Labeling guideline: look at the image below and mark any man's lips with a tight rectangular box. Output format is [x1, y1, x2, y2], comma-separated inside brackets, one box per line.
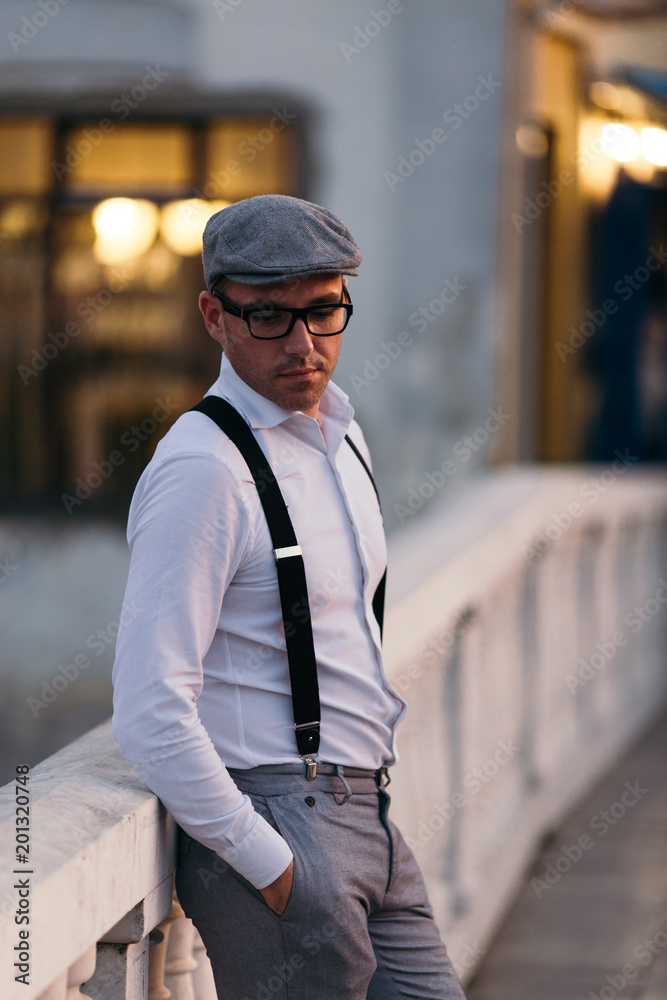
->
[277, 368, 320, 379]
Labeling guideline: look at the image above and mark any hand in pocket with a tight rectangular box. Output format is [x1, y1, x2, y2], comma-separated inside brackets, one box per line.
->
[259, 859, 294, 915]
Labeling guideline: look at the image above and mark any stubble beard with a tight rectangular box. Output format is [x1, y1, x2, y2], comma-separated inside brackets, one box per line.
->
[227, 345, 331, 413]
[269, 365, 329, 413]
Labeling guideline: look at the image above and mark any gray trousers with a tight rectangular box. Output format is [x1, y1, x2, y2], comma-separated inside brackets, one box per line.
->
[175, 763, 466, 1000]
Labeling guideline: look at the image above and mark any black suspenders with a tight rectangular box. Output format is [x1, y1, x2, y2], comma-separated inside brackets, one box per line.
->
[189, 395, 386, 780]
[344, 434, 387, 637]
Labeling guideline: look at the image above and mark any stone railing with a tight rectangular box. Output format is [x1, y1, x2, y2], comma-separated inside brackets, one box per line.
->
[0, 722, 217, 1000]
[383, 466, 667, 980]
[1, 466, 666, 996]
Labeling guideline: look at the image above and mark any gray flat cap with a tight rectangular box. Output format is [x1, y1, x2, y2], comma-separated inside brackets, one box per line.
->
[202, 194, 362, 289]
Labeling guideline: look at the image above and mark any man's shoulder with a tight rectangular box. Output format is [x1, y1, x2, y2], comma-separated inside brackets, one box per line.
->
[147, 406, 252, 481]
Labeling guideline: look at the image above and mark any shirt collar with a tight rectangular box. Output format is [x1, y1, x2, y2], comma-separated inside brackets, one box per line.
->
[208, 353, 355, 441]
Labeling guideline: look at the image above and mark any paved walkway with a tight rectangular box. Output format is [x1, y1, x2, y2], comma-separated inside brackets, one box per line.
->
[467, 713, 667, 1000]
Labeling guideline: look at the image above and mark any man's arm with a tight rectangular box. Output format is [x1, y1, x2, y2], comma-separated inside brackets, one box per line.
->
[112, 449, 293, 892]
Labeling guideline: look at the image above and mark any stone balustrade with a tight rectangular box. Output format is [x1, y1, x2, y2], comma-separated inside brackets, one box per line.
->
[383, 466, 667, 980]
[0, 718, 219, 1000]
[1, 466, 666, 997]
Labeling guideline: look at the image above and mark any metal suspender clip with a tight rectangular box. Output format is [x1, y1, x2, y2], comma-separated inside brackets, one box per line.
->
[295, 721, 319, 780]
[274, 545, 302, 561]
[302, 757, 318, 781]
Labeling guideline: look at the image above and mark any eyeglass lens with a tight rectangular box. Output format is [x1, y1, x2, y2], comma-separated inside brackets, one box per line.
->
[249, 304, 347, 339]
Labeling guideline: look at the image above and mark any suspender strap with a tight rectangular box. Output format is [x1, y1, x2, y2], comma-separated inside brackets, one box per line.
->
[190, 396, 321, 765]
[189, 397, 388, 773]
[344, 434, 387, 638]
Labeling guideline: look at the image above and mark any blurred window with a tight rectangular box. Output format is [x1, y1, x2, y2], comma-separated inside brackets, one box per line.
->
[0, 114, 300, 511]
[0, 118, 53, 195]
[64, 124, 193, 192]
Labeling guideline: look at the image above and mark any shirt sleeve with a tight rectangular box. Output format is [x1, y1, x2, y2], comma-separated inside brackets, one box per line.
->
[111, 450, 294, 890]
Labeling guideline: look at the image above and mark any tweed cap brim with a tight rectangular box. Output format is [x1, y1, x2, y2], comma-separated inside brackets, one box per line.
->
[202, 194, 361, 289]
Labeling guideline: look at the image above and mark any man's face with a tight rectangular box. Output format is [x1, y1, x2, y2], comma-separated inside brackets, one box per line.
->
[199, 274, 345, 418]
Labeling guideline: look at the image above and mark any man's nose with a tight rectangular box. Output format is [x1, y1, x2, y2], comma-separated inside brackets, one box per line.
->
[284, 317, 314, 355]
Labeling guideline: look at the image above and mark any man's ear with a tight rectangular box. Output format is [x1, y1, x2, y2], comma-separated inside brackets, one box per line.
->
[199, 291, 226, 347]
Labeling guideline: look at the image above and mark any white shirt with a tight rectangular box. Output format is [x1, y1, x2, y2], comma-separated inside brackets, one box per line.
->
[112, 355, 406, 889]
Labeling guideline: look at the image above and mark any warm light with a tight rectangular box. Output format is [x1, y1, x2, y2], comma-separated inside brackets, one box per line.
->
[0, 199, 43, 238]
[92, 198, 159, 264]
[590, 82, 620, 111]
[160, 199, 230, 256]
[641, 127, 667, 168]
[516, 124, 549, 158]
[589, 82, 645, 118]
[624, 158, 655, 184]
[578, 116, 619, 203]
[601, 123, 640, 163]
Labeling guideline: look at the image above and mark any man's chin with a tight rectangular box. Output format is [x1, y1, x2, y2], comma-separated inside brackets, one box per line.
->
[271, 385, 324, 414]
[271, 373, 328, 412]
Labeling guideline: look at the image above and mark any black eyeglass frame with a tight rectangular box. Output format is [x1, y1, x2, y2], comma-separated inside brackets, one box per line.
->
[212, 288, 353, 340]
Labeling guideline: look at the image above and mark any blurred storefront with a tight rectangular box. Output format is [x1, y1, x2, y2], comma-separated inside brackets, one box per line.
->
[0, 0, 664, 517]
[498, 0, 667, 463]
[0, 0, 514, 521]
[0, 99, 304, 510]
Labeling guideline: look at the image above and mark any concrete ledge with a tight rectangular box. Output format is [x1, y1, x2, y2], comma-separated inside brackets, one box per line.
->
[384, 465, 667, 982]
[0, 722, 176, 999]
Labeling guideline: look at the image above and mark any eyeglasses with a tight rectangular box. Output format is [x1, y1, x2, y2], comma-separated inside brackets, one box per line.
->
[212, 288, 353, 340]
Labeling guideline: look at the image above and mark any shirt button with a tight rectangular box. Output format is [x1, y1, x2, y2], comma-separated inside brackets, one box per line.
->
[305, 796, 315, 807]
[300, 417, 308, 424]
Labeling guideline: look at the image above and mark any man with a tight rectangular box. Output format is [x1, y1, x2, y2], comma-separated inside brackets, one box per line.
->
[112, 194, 466, 1000]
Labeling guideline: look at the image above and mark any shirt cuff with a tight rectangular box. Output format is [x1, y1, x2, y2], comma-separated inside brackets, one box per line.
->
[220, 811, 294, 890]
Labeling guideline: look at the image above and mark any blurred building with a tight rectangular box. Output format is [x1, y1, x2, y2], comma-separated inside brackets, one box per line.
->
[1, 0, 666, 513]
[0, 0, 666, 767]
[500, 0, 667, 467]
